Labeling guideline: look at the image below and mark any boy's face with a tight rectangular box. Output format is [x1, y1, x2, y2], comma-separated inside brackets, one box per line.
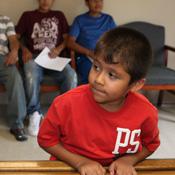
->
[89, 56, 132, 106]
[38, 0, 54, 11]
[86, 0, 103, 14]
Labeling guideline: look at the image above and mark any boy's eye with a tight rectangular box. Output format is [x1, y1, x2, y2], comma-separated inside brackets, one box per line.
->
[93, 64, 100, 72]
[108, 72, 118, 80]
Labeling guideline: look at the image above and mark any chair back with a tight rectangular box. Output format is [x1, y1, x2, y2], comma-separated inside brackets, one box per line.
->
[123, 21, 165, 66]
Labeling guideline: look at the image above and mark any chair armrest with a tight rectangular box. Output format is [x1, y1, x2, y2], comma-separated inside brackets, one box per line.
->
[164, 45, 175, 66]
[164, 45, 175, 52]
[70, 50, 76, 70]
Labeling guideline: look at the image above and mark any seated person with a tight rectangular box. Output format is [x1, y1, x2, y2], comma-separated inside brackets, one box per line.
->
[16, 0, 77, 137]
[0, 15, 27, 141]
[68, 0, 116, 84]
[38, 27, 160, 175]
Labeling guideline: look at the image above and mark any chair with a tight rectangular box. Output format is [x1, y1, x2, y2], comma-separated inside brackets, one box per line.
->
[40, 50, 76, 93]
[0, 71, 5, 92]
[0, 70, 59, 93]
[0, 51, 76, 93]
[123, 21, 175, 106]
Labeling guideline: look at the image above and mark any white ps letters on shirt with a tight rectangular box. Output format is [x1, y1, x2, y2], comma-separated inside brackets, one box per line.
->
[112, 128, 141, 154]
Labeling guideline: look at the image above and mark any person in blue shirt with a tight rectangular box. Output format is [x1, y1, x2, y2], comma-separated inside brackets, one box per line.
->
[68, 0, 116, 84]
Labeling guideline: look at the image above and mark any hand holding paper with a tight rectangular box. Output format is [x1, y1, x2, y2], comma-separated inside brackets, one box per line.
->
[35, 47, 71, 71]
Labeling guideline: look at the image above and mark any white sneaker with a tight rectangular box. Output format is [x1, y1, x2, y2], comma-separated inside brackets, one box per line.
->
[28, 111, 42, 136]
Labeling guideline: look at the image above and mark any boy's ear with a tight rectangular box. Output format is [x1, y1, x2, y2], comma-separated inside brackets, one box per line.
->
[129, 79, 145, 92]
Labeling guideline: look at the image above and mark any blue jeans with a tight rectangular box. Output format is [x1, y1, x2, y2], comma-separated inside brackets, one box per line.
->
[23, 58, 77, 115]
[0, 55, 26, 129]
[76, 55, 92, 84]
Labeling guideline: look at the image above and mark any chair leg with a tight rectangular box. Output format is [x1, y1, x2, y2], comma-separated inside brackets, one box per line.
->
[157, 90, 164, 107]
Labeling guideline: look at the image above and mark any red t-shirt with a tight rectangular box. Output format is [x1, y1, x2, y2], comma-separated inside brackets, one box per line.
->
[38, 85, 160, 166]
[16, 10, 69, 54]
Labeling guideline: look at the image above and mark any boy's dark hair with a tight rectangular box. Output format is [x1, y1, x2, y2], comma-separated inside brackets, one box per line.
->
[95, 27, 153, 84]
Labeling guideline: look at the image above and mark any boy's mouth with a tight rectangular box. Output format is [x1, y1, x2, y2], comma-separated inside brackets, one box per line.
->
[91, 86, 106, 96]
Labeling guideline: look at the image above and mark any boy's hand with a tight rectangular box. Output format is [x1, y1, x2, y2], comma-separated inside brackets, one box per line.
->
[49, 47, 62, 59]
[22, 47, 33, 63]
[109, 159, 137, 175]
[77, 159, 106, 175]
[4, 50, 18, 66]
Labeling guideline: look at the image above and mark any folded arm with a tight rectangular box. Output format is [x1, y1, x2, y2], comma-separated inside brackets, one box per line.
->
[67, 36, 94, 59]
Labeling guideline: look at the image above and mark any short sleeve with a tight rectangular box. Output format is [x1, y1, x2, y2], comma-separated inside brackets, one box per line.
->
[108, 16, 117, 30]
[6, 17, 16, 36]
[37, 100, 62, 148]
[141, 109, 160, 152]
[16, 12, 28, 36]
[69, 17, 80, 39]
[59, 12, 69, 34]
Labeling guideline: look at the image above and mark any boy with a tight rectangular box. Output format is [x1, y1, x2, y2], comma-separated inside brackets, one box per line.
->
[38, 28, 160, 175]
[0, 15, 27, 141]
[67, 0, 116, 84]
[16, 0, 77, 137]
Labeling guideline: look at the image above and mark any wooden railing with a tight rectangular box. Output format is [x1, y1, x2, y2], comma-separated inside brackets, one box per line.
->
[0, 159, 175, 175]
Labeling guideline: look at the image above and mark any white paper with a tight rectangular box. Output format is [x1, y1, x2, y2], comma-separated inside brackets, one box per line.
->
[87, 56, 93, 62]
[34, 47, 71, 71]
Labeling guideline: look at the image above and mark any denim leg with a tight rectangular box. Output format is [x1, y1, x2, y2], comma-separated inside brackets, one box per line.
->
[46, 64, 77, 94]
[76, 55, 92, 84]
[23, 59, 44, 115]
[0, 56, 26, 129]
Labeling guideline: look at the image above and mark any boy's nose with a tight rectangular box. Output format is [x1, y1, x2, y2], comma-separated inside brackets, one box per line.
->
[95, 72, 105, 85]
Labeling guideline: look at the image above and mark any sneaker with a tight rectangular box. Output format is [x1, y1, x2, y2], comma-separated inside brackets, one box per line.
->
[10, 128, 28, 141]
[28, 111, 42, 136]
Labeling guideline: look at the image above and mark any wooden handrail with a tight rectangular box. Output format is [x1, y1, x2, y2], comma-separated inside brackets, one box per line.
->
[0, 160, 175, 174]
